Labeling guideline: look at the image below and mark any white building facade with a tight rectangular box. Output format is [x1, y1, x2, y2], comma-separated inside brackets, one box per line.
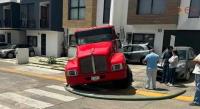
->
[96, 0, 179, 54]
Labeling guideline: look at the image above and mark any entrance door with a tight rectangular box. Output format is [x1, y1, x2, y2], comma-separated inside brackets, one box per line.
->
[41, 34, 46, 55]
[7, 33, 11, 44]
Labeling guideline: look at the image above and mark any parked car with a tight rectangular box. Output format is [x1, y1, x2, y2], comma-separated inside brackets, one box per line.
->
[157, 46, 196, 80]
[0, 42, 8, 49]
[123, 43, 151, 63]
[0, 44, 35, 58]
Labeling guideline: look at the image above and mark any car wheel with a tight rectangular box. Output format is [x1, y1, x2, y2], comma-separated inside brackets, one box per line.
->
[185, 70, 191, 81]
[29, 51, 35, 57]
[7, 53, 14, 59]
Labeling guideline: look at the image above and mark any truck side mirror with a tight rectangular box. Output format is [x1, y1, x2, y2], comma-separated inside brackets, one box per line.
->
[68, 47, 77, 58]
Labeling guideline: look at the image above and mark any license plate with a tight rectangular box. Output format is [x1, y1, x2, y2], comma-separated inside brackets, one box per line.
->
[91, 76, 100, 81]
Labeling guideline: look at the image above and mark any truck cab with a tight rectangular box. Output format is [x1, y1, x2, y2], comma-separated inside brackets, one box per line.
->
[65, 26, 132, 88]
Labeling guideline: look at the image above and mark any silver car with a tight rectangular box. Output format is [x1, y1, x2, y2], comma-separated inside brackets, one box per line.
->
[157, 46, 196, 80]
[123, 44, 151, 63]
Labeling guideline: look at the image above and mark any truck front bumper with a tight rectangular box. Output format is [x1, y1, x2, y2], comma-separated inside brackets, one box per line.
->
[66, 70, 127, 86]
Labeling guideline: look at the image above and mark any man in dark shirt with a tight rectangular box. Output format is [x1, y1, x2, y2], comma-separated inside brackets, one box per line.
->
[161, 46, 173, 83]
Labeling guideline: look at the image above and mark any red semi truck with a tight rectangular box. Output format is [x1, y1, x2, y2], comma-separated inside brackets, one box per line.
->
[65, 26, 133, 88]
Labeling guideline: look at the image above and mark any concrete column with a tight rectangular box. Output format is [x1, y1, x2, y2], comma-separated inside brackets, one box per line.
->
[109, 0, 115, 26]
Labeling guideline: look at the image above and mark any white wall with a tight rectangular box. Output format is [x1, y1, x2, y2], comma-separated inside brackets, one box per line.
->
[26, 30, 64, 57]
[0, 30, 26, 44]
[96, 0, 105, 26]
[0, 0, 20, 3]
[96, 0, 129, 27]
[109, 0, 128, 27]
[178, 0, 200, 30]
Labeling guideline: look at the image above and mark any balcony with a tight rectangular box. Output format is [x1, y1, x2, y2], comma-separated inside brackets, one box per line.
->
[0, 20, 12, 28]
[40, 19, 49, 29]
[20, 20, 36, 28]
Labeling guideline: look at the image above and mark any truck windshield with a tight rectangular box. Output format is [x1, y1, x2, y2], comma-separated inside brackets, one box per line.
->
[76, 28, 114, 45]
[77, 34, 113, 44]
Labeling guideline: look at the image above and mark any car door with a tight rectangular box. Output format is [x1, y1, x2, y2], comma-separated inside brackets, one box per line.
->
[188, 48, 196, 72]
[123, 46, 133, 61]
[130, 45, 145, 62]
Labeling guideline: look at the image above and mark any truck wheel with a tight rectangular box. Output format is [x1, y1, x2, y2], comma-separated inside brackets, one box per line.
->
[113, 66, 133, 89]
[70, 85, 81, 89]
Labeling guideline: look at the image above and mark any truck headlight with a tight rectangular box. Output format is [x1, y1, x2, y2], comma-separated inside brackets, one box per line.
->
[67, 70, 78, 76]
[112, 63, 123, 71]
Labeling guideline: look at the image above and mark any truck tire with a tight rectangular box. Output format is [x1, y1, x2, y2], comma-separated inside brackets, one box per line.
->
[113, 66, 133, 89]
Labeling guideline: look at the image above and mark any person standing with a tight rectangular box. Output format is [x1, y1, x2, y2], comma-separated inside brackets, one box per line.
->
[161, 46, 173, 83]
[143, 49, 159, 90]
[168, 50, 179, 86]
[190, 54, 200, 106]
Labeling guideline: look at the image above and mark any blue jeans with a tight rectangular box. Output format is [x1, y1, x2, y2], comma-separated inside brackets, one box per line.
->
[162, 64, 170, 83]
[194, 74, 200, 105]
[169, 68, 176, 85]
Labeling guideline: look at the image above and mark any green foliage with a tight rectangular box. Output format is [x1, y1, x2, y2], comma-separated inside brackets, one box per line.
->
[47, 56, 57, 64]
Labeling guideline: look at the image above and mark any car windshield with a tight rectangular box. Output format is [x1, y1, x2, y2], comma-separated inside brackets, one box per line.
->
[76, 28, 114, 45]
[161, 49, 187, 60]
[123, 45, 145, 52]
[177, 50, 187, 60]
[123, 46, 132, 52]
[5, 45, 16, 49]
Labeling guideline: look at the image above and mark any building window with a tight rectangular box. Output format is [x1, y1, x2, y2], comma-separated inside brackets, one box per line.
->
[103, 0, 111, 24]
[69, 0, 86, 20]
[189, 0, 200, 18]
[137, 0, 166, 15]
[20, 3, 35, 28]
[27, 36, 37, 47]
[126, 33, 133, 44]
[0, 34, 5, 42]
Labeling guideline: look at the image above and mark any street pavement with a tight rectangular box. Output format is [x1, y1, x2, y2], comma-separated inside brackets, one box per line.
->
[0, 61, 199, 109]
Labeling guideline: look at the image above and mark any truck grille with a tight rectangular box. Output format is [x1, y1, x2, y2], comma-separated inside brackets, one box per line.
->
[79, 56, 107, 74]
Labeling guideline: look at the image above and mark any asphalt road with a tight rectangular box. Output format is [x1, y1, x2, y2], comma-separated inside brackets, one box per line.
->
[0, 63, 199, 109]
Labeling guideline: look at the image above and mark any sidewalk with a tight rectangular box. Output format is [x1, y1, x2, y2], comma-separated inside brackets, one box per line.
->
[0, 57, 67, 71]
[131, 65, 195, 101]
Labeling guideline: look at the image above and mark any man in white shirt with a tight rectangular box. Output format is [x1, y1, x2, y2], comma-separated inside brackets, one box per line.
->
[190, 54, 200, 106]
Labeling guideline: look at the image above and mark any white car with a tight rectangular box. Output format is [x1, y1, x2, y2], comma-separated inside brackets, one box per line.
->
[123, 43, 151, 63]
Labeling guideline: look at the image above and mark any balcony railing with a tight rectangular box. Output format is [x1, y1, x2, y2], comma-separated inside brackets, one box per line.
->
[0, 20, 2, 27]
[0, 20, 12, 28]
[40, 19, 49, 28]
[20, 20, 36, 28]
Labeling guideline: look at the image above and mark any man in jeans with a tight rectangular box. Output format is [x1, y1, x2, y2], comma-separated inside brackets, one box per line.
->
[190, 54, 200, 106]
[144, 49, 159, 90]
[161, 46, 173, 83]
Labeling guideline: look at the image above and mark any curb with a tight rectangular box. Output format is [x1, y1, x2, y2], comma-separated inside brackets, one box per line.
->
[65, 85, 186, 101]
